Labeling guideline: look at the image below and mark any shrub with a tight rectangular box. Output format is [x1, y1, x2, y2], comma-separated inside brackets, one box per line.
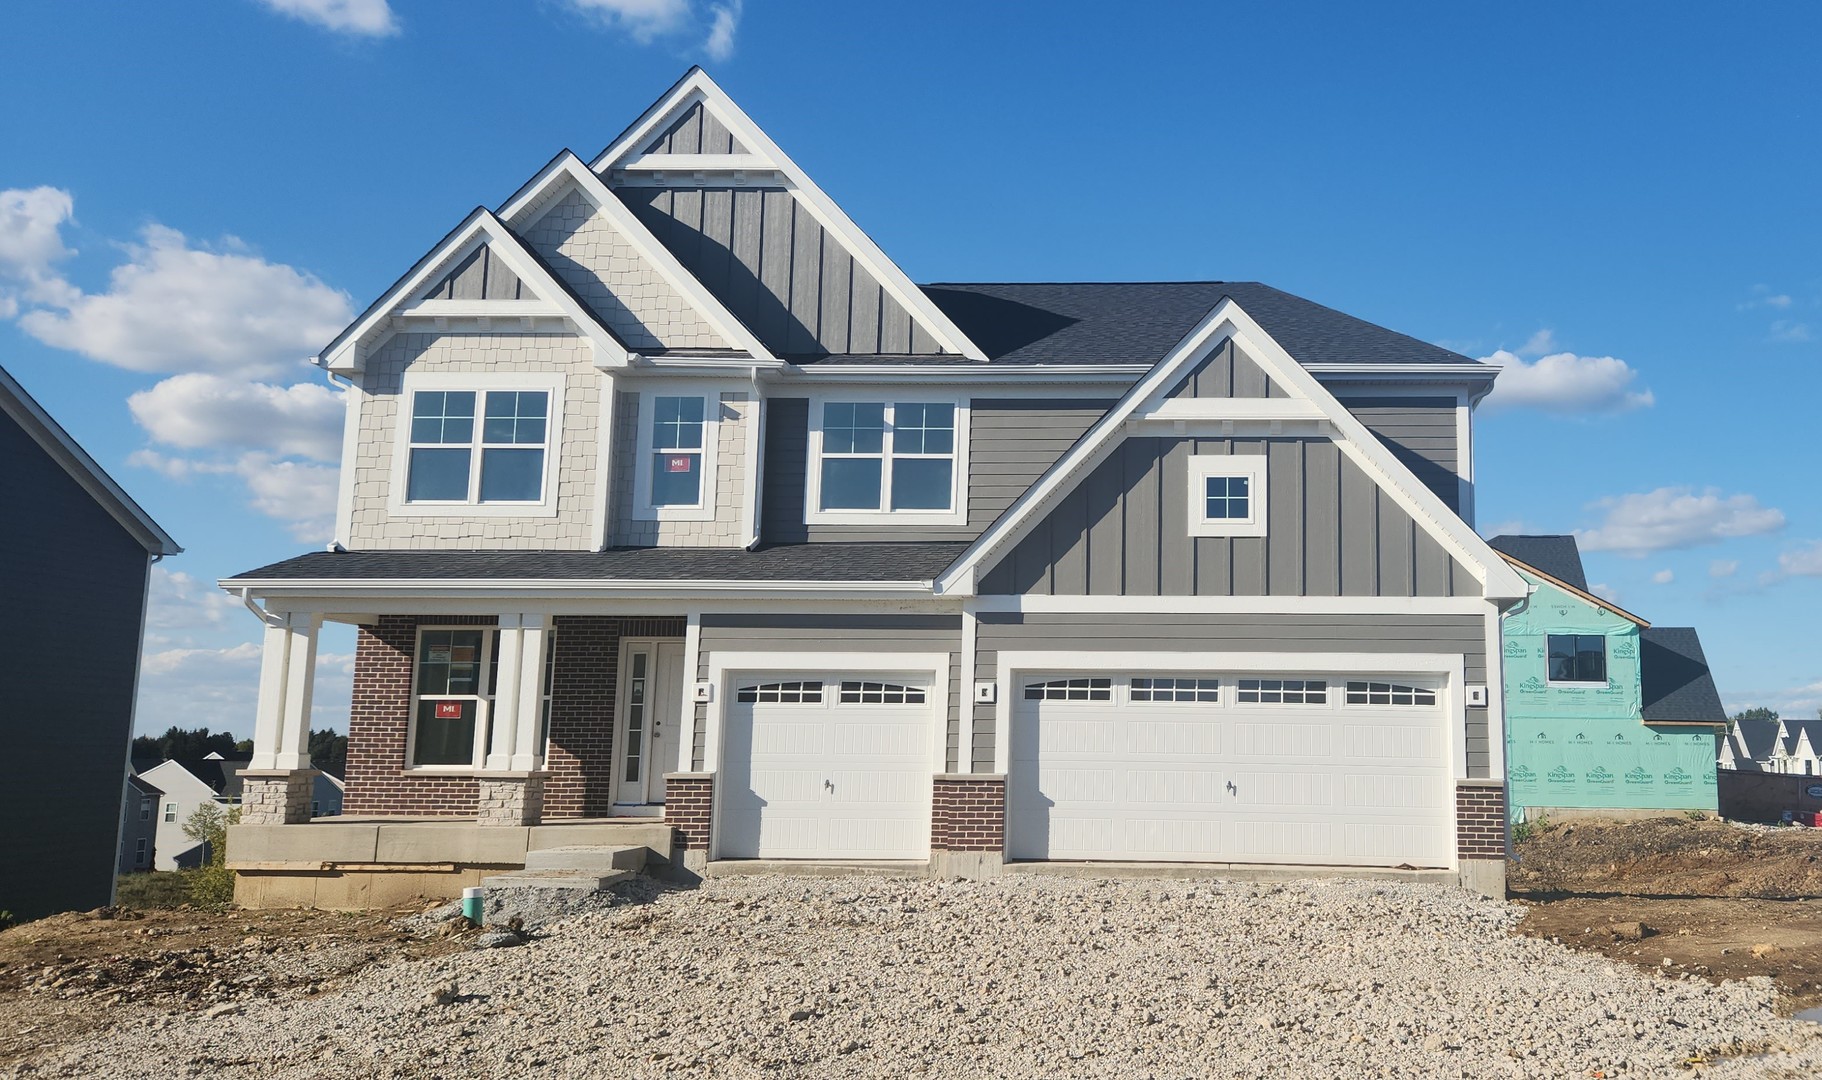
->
[181, 803, 240, 908]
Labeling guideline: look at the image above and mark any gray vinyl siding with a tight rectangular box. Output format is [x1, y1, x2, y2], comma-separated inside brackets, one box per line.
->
[973, 611, 1492, 777]
[1, 412, 153, 920]
[1338, 397, 1460, 512]
[692, 613, 962, 771]
[618, 187, 942, 357]
[979, 436, 1470, 597]
[642, 101, 747, 155]
[761, 397, 1112, 544]
[1166, 340, 1284, 399]
[420, 245, 524, 301]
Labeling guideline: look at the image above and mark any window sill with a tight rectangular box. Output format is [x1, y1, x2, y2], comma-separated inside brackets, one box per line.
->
[1546, 681, 1610, 689]
[805, 509, 968, 527]
[387, 501, 561, 519]
[633, 503, 718, 523]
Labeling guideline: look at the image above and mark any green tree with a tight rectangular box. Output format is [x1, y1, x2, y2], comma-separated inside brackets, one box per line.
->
[308, 729, 348, 779]
[181, 802, 240, 908]
[1729, 707, 1779, 736]
[131, 726, 241, 762]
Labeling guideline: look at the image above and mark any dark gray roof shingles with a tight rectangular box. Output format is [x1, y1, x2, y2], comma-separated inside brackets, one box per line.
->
[1487, 535, 1589, 592]
[1639, 627, 1727, 724]
[229, 544, 970, 584]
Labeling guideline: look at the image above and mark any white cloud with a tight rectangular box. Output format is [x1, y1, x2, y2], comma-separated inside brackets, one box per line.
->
[563, 0, 692, 41]
[1651, 569, 1674, 584]
[1577, 486, 1786, 556]
[16, 223, 351, 379]
[255, 0, 399, 36]
[1515, 329, 1557, 357]
[1769, 320, 1813, 343]
[704, 0, 742, 60]
[1779, 541, 1822, 579]
[1479, 347, 1654, 414]
[0, 186, 74, 279]
[1709, 559, 1739, 579]
[128, 373, 343, 460]
[1589, 583, 1621, 604]
[238, 455, 338, 541]
[1478, 519, 1534, 540]
[1738, 286, 1794, 311]
[1724, 680, 1822, 723]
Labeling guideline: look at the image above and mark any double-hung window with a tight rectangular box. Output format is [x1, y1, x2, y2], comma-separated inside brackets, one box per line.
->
[399, 375, 561, 513]
[634, 392, 718, 519]
[1546, 634, 1607, 684]
[809, 400, 964, 522]
[410, 628, 495, 768]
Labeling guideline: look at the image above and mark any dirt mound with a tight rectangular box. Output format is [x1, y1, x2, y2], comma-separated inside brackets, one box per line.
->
[1512, 816, 1822, 899]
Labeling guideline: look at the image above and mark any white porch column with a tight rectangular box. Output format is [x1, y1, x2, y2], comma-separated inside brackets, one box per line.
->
[248, 611, 322, 773]
[243, 611, 321, 826]
[484, 615, 526, 772]
[510, 614, 550, 772]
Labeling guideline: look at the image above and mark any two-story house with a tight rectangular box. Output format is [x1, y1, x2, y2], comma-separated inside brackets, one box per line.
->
[1488, 535, 1725, 820]
[224, 69, 1528, 904]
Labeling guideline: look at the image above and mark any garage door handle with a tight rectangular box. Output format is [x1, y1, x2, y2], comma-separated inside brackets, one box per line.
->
[1226, 781, 1237, 795]
[824, 779, 834, 792]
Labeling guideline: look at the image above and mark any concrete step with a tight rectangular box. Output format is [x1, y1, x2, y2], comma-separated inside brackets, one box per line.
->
[522, 845, 647, 874]
[481, 868, 633, 892]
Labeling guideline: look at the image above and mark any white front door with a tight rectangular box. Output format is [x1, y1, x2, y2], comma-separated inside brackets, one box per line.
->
[1008, 671, 1454, 867]
[719, 672, 934, 860]
[614, 639, 685, 806]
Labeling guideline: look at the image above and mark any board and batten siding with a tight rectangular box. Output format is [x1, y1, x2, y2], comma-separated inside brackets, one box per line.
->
[641, 101, 747, 155]
[971, 611, 1493, 777]
[1166, 340, 1285, 399]
[691, 614, 963, 771]
[761, 397, 1113, 544]
[420, 245, 525, 302]
[618, 187, 943, 357]
[1336, 396, 1460, 512]
[979, 436, 1470, 597]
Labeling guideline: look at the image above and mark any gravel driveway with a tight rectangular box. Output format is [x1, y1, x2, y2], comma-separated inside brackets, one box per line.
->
[14, 874, 1822, 1079]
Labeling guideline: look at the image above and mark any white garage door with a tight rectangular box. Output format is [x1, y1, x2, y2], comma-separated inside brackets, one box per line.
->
[719, 673, 933, 860]
[1008, 673, 1453, 867]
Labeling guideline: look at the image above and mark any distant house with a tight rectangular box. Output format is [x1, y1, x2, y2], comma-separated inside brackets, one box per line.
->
[0, 364, 180, 920]
[136, 752, 341, 868]
[1490, 535, 1727, 819]
[118, 773, 163, 875]
[1721, 717, 1822, 776]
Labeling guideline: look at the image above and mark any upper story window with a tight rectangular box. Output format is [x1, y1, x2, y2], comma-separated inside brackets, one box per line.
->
[633, 391, 719, 521]
[392, 372, 564, 517]
[807, 399, 967, 524]
[1187, 455, 1267, 537]
[1546, 634, 1607, 684]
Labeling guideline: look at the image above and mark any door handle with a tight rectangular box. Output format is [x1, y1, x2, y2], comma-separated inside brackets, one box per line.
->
[824, 779, 834, 792]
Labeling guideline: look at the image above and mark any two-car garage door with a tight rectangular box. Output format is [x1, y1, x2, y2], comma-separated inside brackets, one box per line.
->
[1007, 672, 1454, 868]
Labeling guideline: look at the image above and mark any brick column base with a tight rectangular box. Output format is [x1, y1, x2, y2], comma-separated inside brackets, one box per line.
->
[476, 774, 545, 827]
[1456, 780, 1508, 899]
[664, 773, 714, 873]
[930, 775, 1006, 879]
[239, 770, 316, 825]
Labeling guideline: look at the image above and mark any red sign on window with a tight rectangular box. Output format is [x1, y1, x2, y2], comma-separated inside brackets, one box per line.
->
[434, 701, 463, 719]
[666, 455, 693, 473]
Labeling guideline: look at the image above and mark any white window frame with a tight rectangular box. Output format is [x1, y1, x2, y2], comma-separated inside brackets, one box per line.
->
[164, 802, 177, 823]
[404, 625, 498, 773]
[139, 798, 151, 821]
[804, 394, 970, 526]
[135, 837, 148, 864]
[631, 387, 721, 522]
[388, 371, 565, 519]
[1186, 454, 1267, 538]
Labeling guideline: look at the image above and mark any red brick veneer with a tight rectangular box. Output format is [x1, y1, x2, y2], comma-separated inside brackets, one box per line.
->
[1456, 782, 1508, 860]
[663, 776, 714, 850]
[343, 615, 496, 816]
[342, 613, 685, 818]
[932, 777, 1006, 853]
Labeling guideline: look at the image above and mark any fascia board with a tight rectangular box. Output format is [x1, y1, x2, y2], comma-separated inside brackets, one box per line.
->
[498, 151, 776, 362]
[471, 213, 631, 367]
[1499, 555, 1650, 627]
[0, 365, 181, 555]
[595, 71, 989, 362]
[320, 208, 491, 371]
[221, 579, 938, 601]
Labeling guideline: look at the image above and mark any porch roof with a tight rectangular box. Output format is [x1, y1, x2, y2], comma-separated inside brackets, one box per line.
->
[226, 543, 971, 586]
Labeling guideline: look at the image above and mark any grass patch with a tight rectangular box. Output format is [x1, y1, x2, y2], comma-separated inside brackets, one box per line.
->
[115, 871, 194, 910]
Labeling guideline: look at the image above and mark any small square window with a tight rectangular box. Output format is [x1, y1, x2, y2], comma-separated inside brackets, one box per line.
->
[1187, 456, 1267, 537]
[1547, 634, 1607, 684]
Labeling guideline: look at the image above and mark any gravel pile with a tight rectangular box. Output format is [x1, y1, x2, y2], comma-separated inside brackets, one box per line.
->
[13, 874, 1821, 1079]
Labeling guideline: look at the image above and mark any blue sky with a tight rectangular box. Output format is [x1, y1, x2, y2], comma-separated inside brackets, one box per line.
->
[2, 1, 1818, 736]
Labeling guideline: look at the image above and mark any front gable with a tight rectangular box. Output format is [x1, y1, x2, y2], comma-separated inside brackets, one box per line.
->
[948, 300, 1525, 601]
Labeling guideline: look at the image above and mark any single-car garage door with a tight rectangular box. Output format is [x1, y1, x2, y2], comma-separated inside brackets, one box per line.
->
[719, 672, 934, 860]
[1008, 672, 1453, 867]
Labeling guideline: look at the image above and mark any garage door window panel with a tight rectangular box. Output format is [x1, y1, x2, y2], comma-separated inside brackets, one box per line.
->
[1236, 678, 1328, 705]
[1024, 677, 1113, 702]
[838, 681, 926, 705]
[736, 680, 825, 704]
[1344, 681, 1437, 706]
[1130, 677, 1221, 703]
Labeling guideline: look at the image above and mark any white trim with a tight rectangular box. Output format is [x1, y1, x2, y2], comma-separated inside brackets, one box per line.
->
[989, 649, 1466, 784]
[629, 385, 722, 522]
[740, 379, 765, 547]
[784, 365, 1146, 382]
[970, 595, 1492, 614]
[680, 612, 702, 773]
[226, 581, 940, 604]
[332, 380, 362, 547]
[611, 637, 685, 805]
[1482, 600, 1506, 778]
[1186, 454, 1268, 538]
[615, 152, 776, 173]
[1455, 391, 1474, 528]
[386, 371, 565, 519]
[1148, 397, 1325, 421]
[934, 298, 1529, 601]
[802, 393, 970, 526]
[591, 371, 617, 547]
[497, 153, 776, 362]
[959, 604, 978, 775]
[1304, 363, 1497, 377]
[593, 73, 988, 361]
[320, 210, 630, 373]
[400, 299, 565, 319]
[403, 621, 499, 774]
